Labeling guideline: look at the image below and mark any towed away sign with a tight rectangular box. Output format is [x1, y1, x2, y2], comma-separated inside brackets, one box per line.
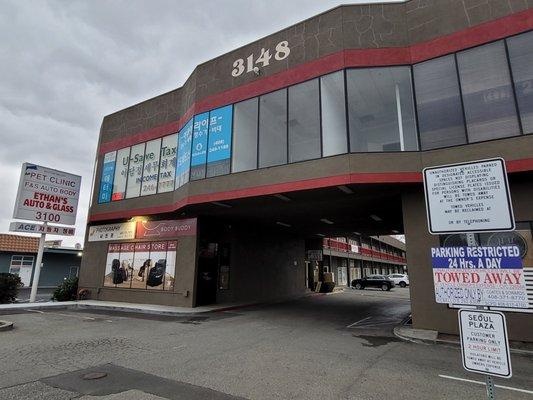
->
[431, 245, 528, 308]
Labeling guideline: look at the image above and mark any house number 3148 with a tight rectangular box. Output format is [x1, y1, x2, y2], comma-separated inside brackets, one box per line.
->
[231, 41, 290, 77]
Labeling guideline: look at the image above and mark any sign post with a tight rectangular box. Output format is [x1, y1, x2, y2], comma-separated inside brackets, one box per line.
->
[11, 163, 81, 303]
[422, 158, 520, 400]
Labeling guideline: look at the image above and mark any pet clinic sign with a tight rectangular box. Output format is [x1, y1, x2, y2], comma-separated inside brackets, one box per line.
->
[13, 163, 81, 225]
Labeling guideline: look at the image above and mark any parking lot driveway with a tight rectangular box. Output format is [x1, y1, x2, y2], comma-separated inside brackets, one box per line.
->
[1, 290, 532, 400]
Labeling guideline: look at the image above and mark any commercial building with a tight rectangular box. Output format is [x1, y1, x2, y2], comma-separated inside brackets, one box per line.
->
[0, 234, 82, 288]
[80, 1, 533, 341]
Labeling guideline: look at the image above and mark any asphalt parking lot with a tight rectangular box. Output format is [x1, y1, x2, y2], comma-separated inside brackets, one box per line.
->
[1, 288, 532, 400]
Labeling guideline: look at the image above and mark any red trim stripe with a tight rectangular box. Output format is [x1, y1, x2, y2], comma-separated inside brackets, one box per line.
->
[98, 9, 533, 155]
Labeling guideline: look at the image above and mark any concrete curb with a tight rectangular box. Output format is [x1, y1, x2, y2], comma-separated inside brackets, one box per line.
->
[393, 326, 533, 356]
[0, 320, 14, 331]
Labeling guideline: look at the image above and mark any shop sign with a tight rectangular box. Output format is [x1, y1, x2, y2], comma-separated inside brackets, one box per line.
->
[459, 309, 512, 378]
[9, 221, 75, 236]
[431, 245, 528, 308]
[306, 250, 323, 261]
[176, 120, 193, 188]
[207, 105, 233, 163]
[136, 218, 197, 239]
[350, 245, 359, 254]
[423, 158, 514, 234]
[88, 222, 136, 242]
[98, 152, 116, 204]
[13, 163, 81, 225]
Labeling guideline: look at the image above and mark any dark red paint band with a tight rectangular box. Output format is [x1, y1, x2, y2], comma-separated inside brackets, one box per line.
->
[88, 158, 533, 222]
[99, 9, 533, 155]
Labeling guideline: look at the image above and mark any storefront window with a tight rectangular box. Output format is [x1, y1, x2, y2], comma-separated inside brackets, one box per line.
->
[321, 71, 348, 156]
[507, 31, 533, 134]
[157, 134, 177, 193]
[288, 79, 321, 163]
[140, 138, 161, 196]
[414, 55, 467, 150]
[259, 88, 287, 168]
[111, 147, 130, 201]
[191, 112, 209, 181]
[232, 98, 258, 173]
[206, 105, 233, 178]
[457, 41, 521, 142]
[347, 66, 418, 152]
[175, 119, 193, 189]
[125, 143, 145, 199]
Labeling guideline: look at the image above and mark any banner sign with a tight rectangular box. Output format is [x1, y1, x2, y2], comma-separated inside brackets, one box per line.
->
[88, 222, 136, 242]
[423, 158, 514, 234]
[140, 138, 161, 196]
[176, 119, 193, 189]
[13, 163, 81, 226]
[136, 218, 197, 239]
[207, 105, 233, 163]
[459, 309, 511, 378]
[98, 152, 116, 204]
[112, 148, 130, 201]
[306, 250, 323, 261]
[10, 222, 75, 236]
[431, 246, 528, 308]
[157, 133, 177, 193]
[191, 112, 209, 167]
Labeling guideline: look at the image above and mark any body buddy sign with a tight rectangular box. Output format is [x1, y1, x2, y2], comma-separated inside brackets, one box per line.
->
[432, 245, 528, 308]
[13, 163, 81, 225]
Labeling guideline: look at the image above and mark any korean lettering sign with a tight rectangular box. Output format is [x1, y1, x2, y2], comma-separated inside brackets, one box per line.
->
[190, 112, 209, 180]
[176, 119, 193, 189]
[98, 152, 116, 203]
[207, 105, 233, 177]
[431, 245, 528, 308]
[13, 163, 81, 225]
[112, 147, 130, 201]
[158, 133, 177, 193]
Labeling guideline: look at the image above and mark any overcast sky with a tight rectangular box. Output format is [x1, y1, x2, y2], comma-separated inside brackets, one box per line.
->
[0, 0, 404, 247]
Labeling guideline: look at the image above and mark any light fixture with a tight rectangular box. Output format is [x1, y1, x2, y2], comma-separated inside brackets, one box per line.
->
[276, 221, 291, 228]
[370, 214, 382, 222]
[211, 201, 232, 208]
[392, 229, 399, 234]
[77, 252, 83, 257]
[337, 185, 354, 194]
[316, 233, 325, 237]
[320, 218, 334, 225]
[273, 193, 291, 202]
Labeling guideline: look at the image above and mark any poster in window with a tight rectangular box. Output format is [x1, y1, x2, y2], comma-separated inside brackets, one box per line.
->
[112, 147, 130, 201]
[190, 112, 209, 181]
[104, 243, 121, 287]
[165, 241, 177, 291]
[146, 242, 167, 290]
[98, 151, 116, 204]
[207, 105, 233, 177]
[158, 133, 178, 193]
[176, 119, 192, 189]
[126, 143, 146, 199]
[140, 138, 161, 196]
[131, 242, 151, 289]
[117, 243, 135, 288]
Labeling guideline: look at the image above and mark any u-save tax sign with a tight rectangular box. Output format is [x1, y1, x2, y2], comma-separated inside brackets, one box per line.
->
[13, 163, 81, 226]
[431, 245, 528, 308]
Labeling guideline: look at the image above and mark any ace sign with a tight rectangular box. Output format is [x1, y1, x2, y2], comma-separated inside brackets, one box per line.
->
[13, 163, 81, 226]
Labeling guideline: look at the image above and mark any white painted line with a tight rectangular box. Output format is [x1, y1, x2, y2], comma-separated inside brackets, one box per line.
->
[438, 374, 533, 395]
[26, 309, 45, 314]
[346, 316, 371, 328]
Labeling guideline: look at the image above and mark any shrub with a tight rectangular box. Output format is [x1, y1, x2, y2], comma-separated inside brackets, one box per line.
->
[0, 273, 23, 304]
[52, 277, 78, 302]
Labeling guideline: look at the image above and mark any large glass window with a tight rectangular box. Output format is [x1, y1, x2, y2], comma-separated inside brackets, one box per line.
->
[175, 119, 193, 189]
[112, 147, 130, 201]
[414, 55, 467, 149]
[288, 79, 321, 163]
[140, 138, 161, 196]
[190, 112, 209, 181]
[457, 41, 521, 142]
[126, 143, 146, 199]
[259, 89, 287, 168]
[232, 98, 258, 173]
[157, 133, 177, 193]
[347, 67, 418, 152]
[321, 71, 348, 156]
[207, 105, 233, 178]
[507, 31, 533, 134]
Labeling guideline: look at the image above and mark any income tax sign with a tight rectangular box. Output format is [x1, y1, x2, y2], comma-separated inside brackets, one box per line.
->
[13, 163, 81, 226]
[431, 245, 528, 308]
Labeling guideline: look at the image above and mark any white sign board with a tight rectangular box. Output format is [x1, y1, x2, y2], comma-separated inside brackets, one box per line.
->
[431, 246, 528, 308]
[13, 163, 81, 226]
[87, 222, 136, 242]
[9, 222, 75, 236]
[459, 309, 512, 378]
[423, 158, 514, 234]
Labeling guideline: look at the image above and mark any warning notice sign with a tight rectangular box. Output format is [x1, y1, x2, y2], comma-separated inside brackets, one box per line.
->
[431, 245, 528, 308]
[13, 163, 81, 226]
[459, 309, 512, 378]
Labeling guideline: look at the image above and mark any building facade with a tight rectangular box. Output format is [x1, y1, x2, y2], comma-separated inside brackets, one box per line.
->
[81, 1, 533, 341]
